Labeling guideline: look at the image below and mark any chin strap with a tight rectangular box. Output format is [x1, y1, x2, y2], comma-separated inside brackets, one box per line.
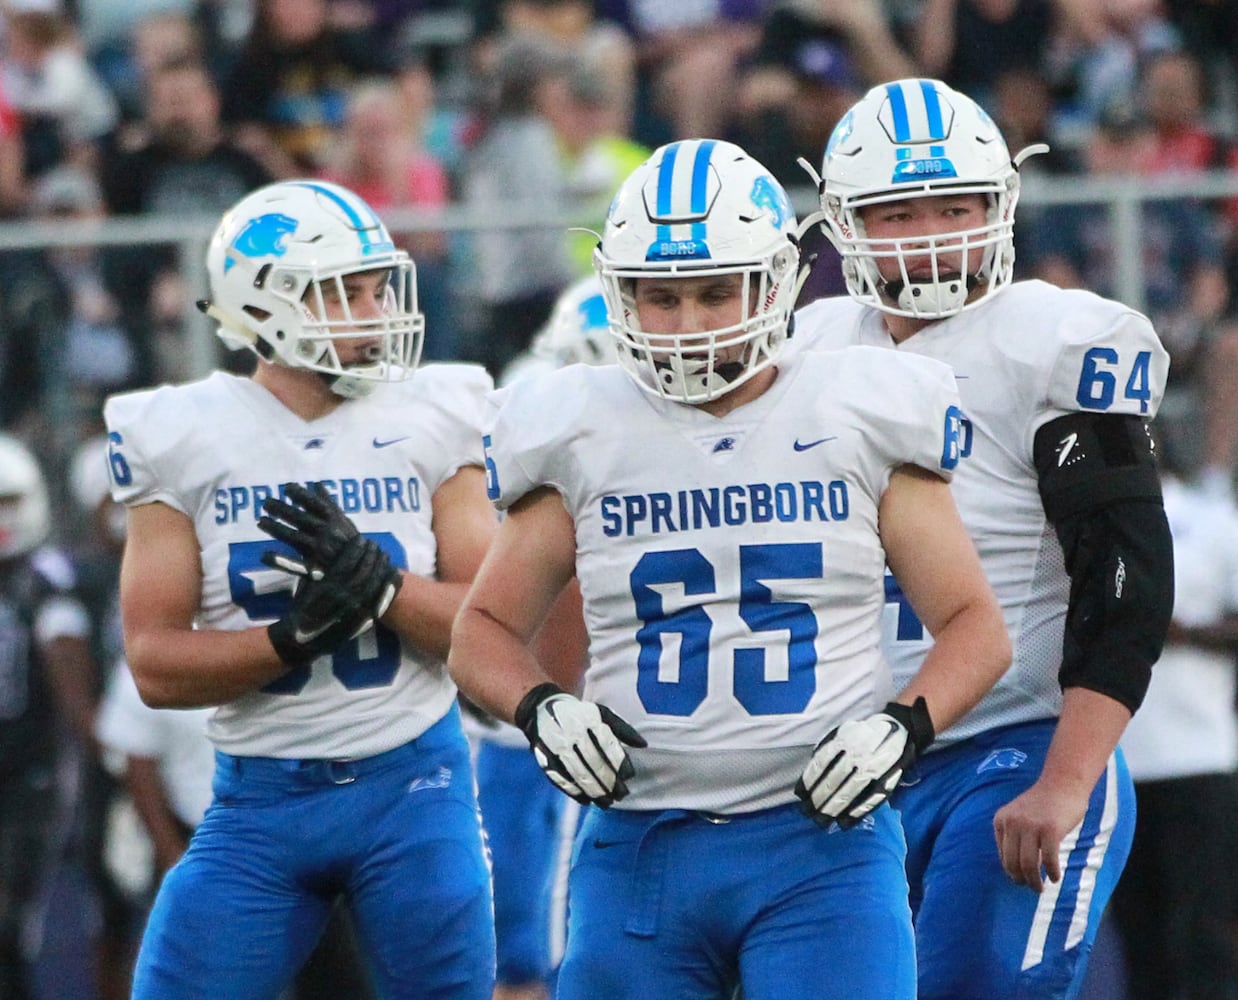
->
[883, 272, 983, 316]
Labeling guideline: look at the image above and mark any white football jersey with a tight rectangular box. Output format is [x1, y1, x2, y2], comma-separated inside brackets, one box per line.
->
[793, 279, 1170, 745]
[484, 348, 964, 813]
[104, 363, 493, 759]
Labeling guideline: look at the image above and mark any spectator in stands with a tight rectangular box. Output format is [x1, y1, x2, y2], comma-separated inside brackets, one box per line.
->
[734, 0, 909, 190]
[1160, 0, 1238, 133]
[99, 57, 272, 391]
[472, 0, 636, 137]
[101, 57, 272, 217]
[1140, 49, 1233, 176]
[539, 59, 648, 277]
[1048, 0, 1181, 129]
[0, 165, 141, 448]
[460, 33, 573, 376]
[0, 74, 26, 216]
[219, 0, 387, 176]
[595, 0, 766, 147]
[320, 77, 456, 358]
[991, 67, 1082, 268]
[0, 1, 118, 177]
[89, 10, 204, 127]
[913, 0, 1056, 114]
[1132, 48, 1238, 499]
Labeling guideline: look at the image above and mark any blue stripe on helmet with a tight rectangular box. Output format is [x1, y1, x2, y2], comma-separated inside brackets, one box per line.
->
[691, 139, 715, 214]
[657, 142, 680, 218]
[920, 80, 945, 140]
[291, 181, 394, 256]
[886, 82, 910, 142]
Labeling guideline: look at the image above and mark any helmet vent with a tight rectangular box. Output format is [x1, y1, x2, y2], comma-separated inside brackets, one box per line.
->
[253, 264, 271, 289]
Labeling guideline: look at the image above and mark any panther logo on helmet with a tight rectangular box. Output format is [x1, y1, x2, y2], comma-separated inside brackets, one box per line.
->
[225, 212, 297, 273]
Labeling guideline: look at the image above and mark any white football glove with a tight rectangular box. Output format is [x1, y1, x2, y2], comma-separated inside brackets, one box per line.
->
[795, 698, 935, 830]
[514, 684, 647, 808]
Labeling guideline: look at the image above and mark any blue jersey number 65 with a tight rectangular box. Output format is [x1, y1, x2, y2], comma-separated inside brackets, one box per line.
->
[631, 541, 822, 717]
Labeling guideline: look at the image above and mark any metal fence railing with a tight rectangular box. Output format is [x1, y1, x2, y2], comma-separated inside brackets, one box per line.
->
[2, 168, 1236, 387]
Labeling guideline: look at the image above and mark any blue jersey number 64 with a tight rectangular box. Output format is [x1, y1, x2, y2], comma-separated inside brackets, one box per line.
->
[1076, 347, 1153, 413]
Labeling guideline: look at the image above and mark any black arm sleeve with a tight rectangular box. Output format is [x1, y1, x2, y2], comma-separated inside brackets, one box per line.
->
[1034, 412, 1174, 713]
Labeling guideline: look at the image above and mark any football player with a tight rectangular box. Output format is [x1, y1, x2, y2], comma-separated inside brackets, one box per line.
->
[449, 139, 1012, 1000]
[105, 180, 496, 999]
[794, 78, 1174, 999]
[0, 433, 98, 1000]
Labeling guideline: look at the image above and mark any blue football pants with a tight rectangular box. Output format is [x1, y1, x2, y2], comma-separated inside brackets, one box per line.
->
[557, 801, 916, 1000]
[895, 719, 1136, 1000]
[131, 706, 495, 1000]
[475, 740, 575, 987]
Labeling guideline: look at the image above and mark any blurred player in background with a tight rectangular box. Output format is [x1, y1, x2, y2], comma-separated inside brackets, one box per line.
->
[795, 77, 1174, 999]
[450, 138, 1011, 1000]
[104, 179, 496, 1000]
[0, 434, 98, 1000]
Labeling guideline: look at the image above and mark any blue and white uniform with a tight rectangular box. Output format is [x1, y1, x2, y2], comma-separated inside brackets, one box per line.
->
[794, 279, 1169, 999]
[104, 363, 496, 1000]
[484, 347, 965, 999]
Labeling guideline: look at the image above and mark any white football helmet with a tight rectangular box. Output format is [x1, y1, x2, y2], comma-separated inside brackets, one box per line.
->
[817, 78, 1043, 320]
[594, 139, 800, 404]
[0, 434, 49, 560]
[532, 276, 615, 368]
[203, 180, 424, 398]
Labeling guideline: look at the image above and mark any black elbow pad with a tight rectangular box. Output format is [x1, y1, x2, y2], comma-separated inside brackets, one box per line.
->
[1034, 412, 1174, 712]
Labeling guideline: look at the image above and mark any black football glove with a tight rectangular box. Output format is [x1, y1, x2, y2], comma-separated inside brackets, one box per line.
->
[514, 683, 647, 808]
[795, 697, 934, 830]
[260, 482, 370, 570]
[259, 482, 401, 623]
[265, 532, 399, 666]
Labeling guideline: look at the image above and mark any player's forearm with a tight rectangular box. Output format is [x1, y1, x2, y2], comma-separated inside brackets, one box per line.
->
[383, 573, 472, 662]
[449, 605, 555, 725]
[1038, 686, 1131, 797]
[898, 598, 1011, 733]
[125, 625, 290, 709]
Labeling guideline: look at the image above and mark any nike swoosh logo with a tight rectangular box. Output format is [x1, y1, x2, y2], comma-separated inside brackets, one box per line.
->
[793, 436, 837, 452]
[373, 436, 410, 449]
[292, 622, 333, 644]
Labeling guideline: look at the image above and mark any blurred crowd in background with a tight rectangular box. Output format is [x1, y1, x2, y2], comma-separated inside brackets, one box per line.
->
[0, 1, 1235, 998]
